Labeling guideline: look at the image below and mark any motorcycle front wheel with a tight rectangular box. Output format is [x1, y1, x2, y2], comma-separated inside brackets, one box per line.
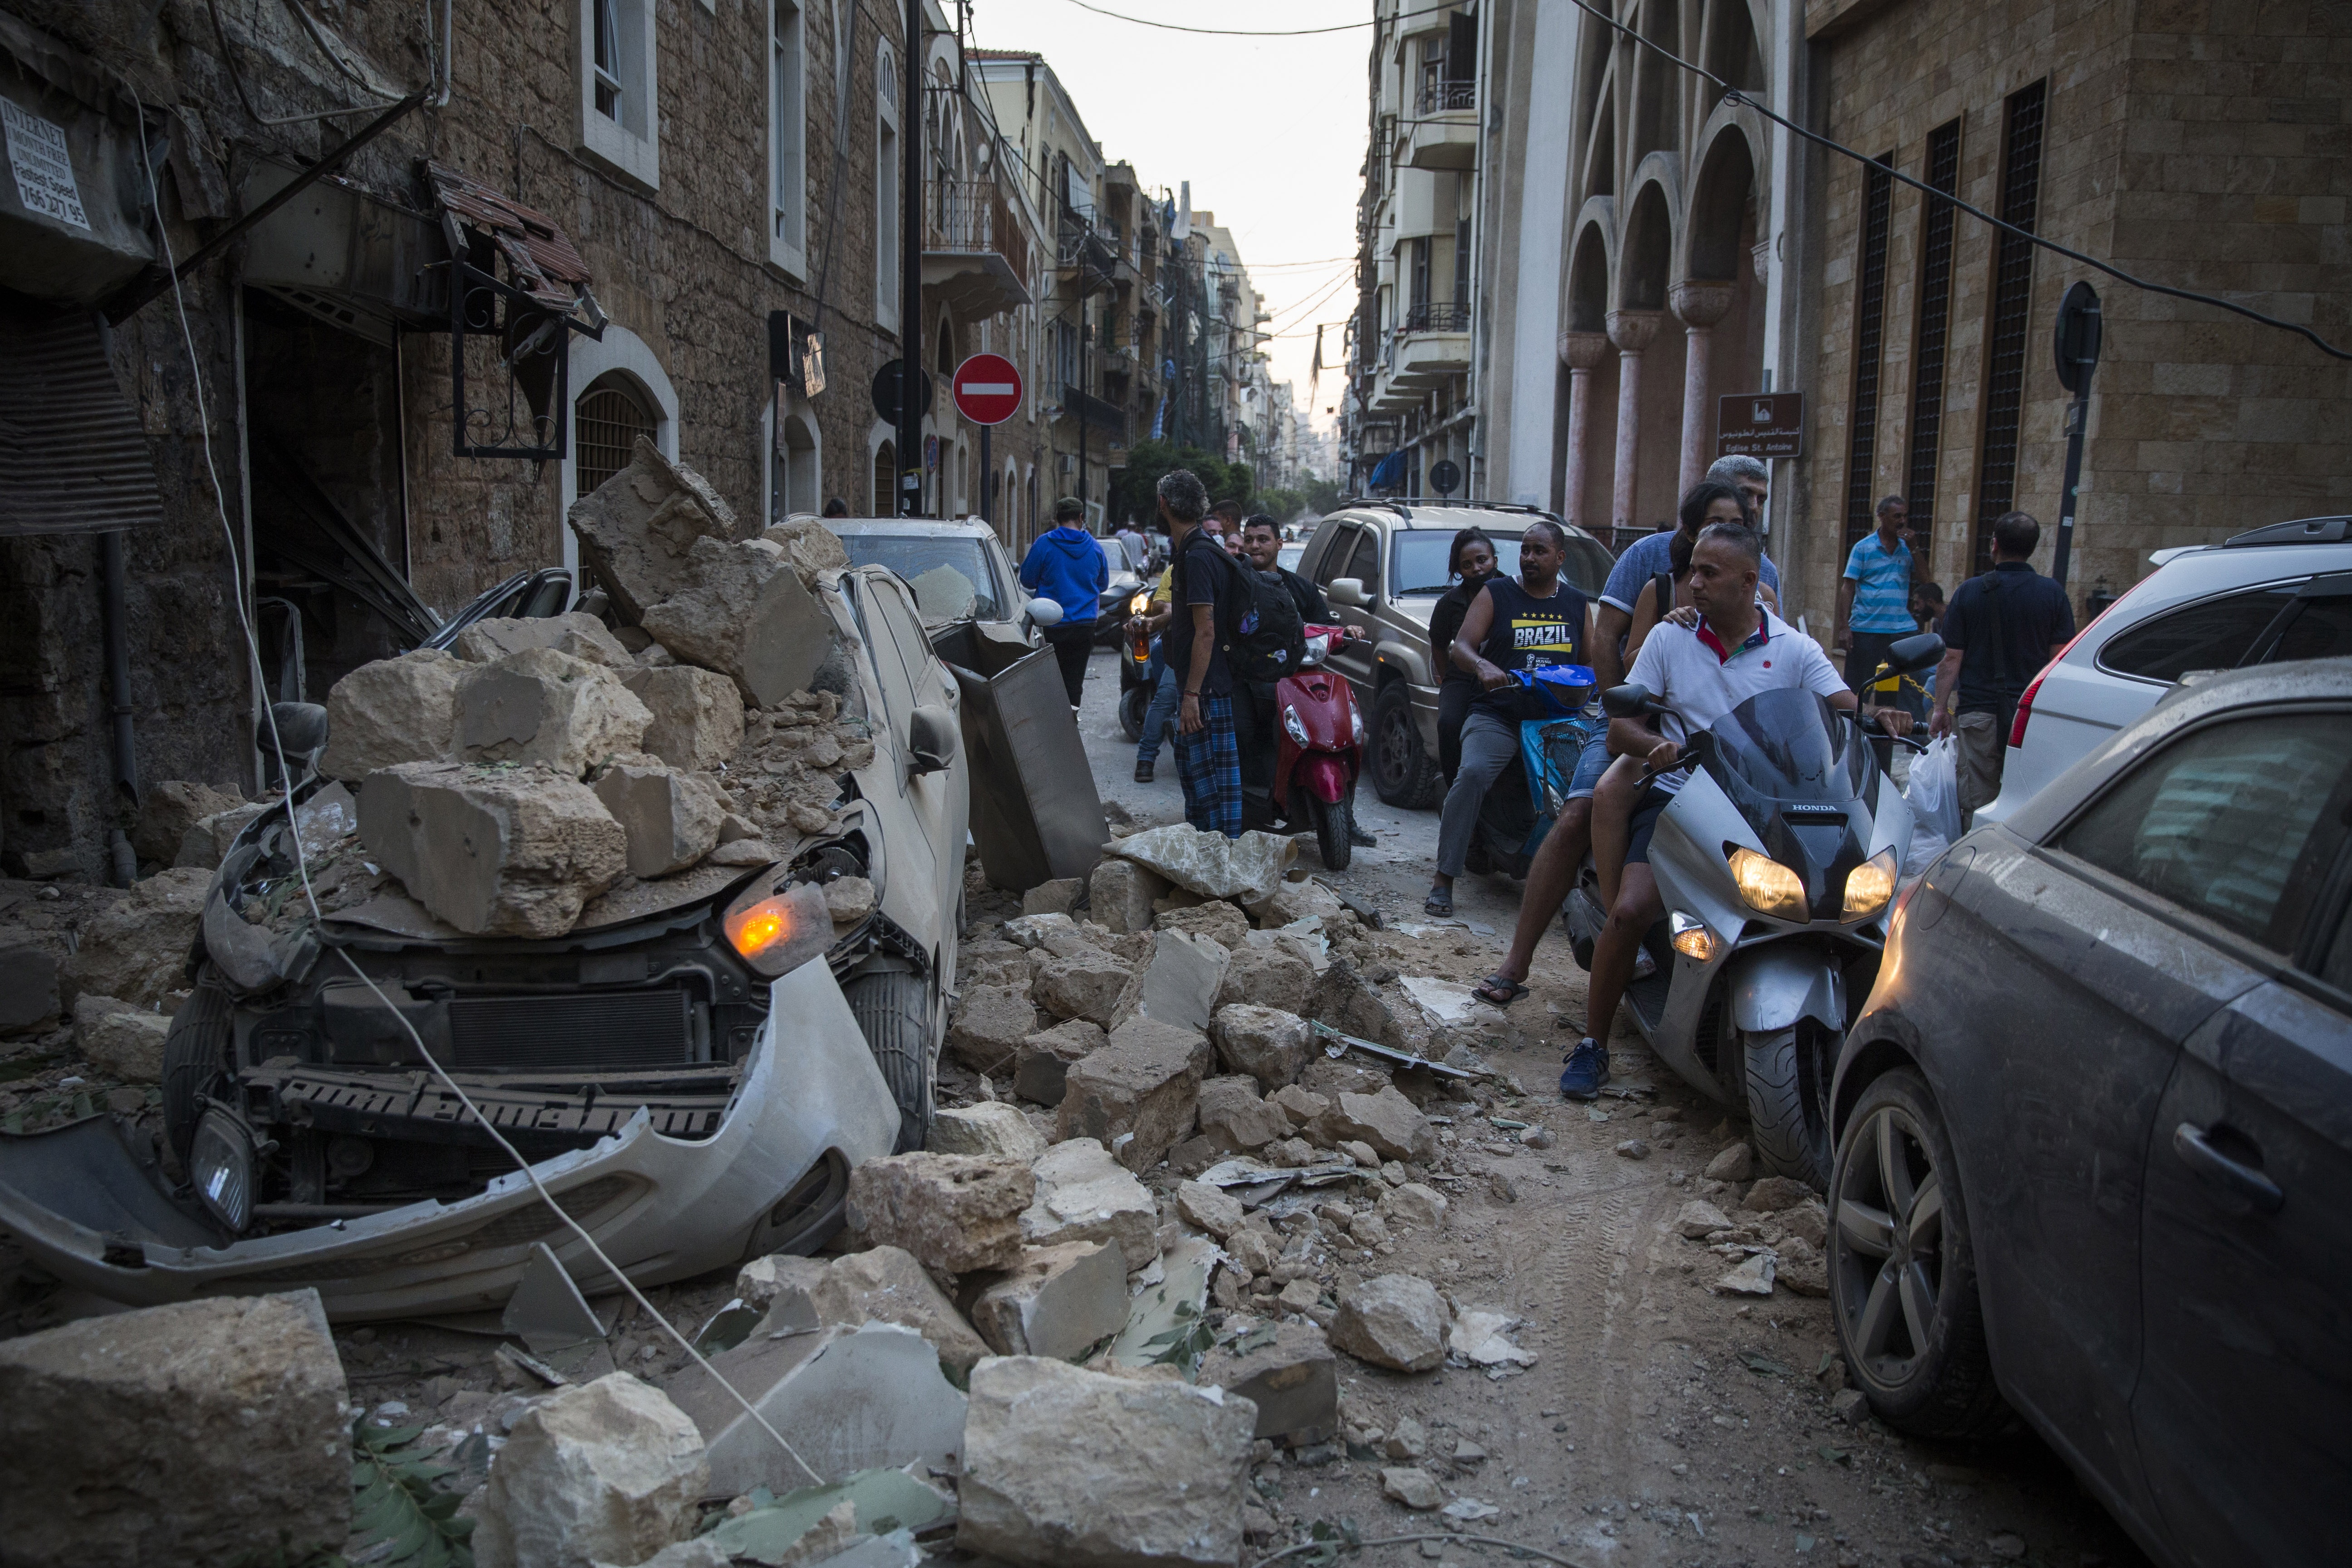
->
[1308, 789, 1354, 872]
[1744, 1019, 1839, 1191]
[1118, 682, 1148, 743]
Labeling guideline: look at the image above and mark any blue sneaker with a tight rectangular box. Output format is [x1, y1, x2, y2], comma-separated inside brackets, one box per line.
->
[1560, 1037, 1610, 1100]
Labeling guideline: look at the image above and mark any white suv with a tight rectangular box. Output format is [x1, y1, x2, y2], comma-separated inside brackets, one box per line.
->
[1978, 514, 2352, 823]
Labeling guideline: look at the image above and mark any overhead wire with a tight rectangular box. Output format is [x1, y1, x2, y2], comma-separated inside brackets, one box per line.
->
[124, 89, 825, 1490]
[1556, 0, 2351, 361]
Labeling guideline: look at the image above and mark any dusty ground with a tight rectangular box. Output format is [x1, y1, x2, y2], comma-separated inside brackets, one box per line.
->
[1079, 649, 2146, 1568]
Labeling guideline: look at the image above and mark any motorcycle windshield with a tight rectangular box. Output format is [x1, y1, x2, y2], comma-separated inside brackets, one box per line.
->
[1702, 689, 1868, 806]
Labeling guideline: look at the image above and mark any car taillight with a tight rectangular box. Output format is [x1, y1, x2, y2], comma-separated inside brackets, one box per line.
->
[2005, 580, 2144, 749]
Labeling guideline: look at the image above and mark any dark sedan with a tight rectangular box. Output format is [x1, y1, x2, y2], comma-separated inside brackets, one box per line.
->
[1828, 657, 2351, 1568]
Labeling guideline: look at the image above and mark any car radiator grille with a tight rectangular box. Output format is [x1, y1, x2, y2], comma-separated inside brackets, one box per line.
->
[447, 989, 696, 1070]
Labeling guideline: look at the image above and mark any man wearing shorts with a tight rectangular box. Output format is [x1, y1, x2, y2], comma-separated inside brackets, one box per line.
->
[1565, 522, 1852, 1098]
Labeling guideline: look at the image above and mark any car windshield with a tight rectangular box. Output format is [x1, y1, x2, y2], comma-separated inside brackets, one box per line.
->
[1391, 530, 1524, 595]
[1703, 687, 1869, 805]
[837, 534, 1005, 622]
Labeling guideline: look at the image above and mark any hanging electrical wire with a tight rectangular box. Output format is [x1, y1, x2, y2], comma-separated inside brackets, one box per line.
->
[1557, 0, 2350, 362]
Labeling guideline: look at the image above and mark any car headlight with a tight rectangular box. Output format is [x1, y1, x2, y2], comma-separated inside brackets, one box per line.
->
[722, 878, 835, 975]
[1283, 706, 1309, 745]
[1843, 848, 1899, 921]
[1727, 846, 1807, 919]
[191, 1107, 255, 1233]
[1668, 911, 1717, 963]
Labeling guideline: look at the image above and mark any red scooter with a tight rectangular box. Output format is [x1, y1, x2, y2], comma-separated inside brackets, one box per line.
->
[1274, 624, 1366, 870]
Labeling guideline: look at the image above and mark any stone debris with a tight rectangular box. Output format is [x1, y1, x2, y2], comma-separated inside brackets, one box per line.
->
[735, 1247, 992, 1379]
[593, 762, 725, 879]
[965, 1240, 1130, 1361]
[319, 647, 468, 780]
[472, 1372, 708, 1568]
[1330, 1274, 1451, 1373]
[642, 538, 836, 710]
[175, 800, 268, 870]
[1021, 876, 1086, 916]
[1120, 928, 1231, 1033]
[1712, 1252, 1778, 1296]
[1088, 856, 1169, 934]
[1208, 1003, 1311, 1091]
[957, 1355, 1256, 1568]
[822, 876, 877, 923]
[566, 436, 740, 622]
[1196, 1074, 1289, 1153]
[1056, 1015, 1213, 1171]
[453, 610, 636, 667]
[1381, 1466, 1442, 1510]
[0, 942, 61, 1035]
[1448, 1310, 1538, 1368]
[1213, 941, 1314, 1015]
[132, 779, 245, 867]
[930, 1101, 1050, 1162]
[1384, 1416, 1428, 1459]
[358, 762, 628, 939]
[0, 1290, 350, 1567]
[763, 516, 853, 583]
[59, 865, 208, 1009]
[1674, 1199, 1734, 1238]
[71, 994, 170, 1082]
[1104, 823, 1298, 905]
[1198, 1320, 1338, 1446]
[1021, 1137, 1160, 1271]
[623, 665, 747, 770]
[455, 647, 653, 774]
[1313, 1087, 1436, 1164]
[1154, 899, 1250, 951]
[1032, 946, 1136, 1029]
[1743, 1175, 1815, 1212]
[1704, 1141, 1754, 1183]
[946, 985, 1043, 1076]
[1173, 1179, 1247, 1239]
[1012, 1017, 1107, 1105]
[844, 1153, 1034, 1276]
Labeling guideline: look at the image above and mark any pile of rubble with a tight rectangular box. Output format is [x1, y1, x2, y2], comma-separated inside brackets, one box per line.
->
[288, 437, 867, 941]
[0, 819, 1551, 1566]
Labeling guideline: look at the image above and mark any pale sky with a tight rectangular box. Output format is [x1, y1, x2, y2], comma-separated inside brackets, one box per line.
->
[962, 0, 1372, 433]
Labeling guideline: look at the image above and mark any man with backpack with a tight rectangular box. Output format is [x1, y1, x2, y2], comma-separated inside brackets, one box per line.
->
[1928, 510, 2075, 817]
[1161, 470, 1248, 837]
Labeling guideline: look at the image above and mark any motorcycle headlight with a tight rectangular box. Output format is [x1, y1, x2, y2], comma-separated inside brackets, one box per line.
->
[1668, 910, 1717, 963]
[722, 878, 835, 976]
[1727, 846, 1808, 919]
[1843, 848, 1899, 921]
[191, 1107, 255, 1233]
[1283, 706, 1309, 745]
[1127, 592, 1150, 615]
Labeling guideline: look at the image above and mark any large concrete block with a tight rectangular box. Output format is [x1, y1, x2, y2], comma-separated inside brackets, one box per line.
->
[1197, 1321, 1338, 1445]
[1056, 1016, 1214, 1172]
[1213, 942, 1313, 1016]
[455, 647, 653, 777]
[358, 762, 627, 938]
[318, 649, 466, 781]
[1329, 1274, 1449, 1373]
[472, 1372, 706, 1568]
[453, 611, 635, 667]
[965, 1240, 1129, 1361]
[567, 437, 741, 623]
[958, 1356, 1255, 1568]
[1020, 1137, 1159, 1271]
[1012, 1018, 1106, 1106]
[1086, 857, 1167, 934]
[132, 780, 243, 867]
[0, 1290, 349, 1567]
[1031, 948, 1135, 1029]
[60, 867, 208, 1009]
[622, 665, 747, 771]
[946, 985, 1043, 1076]
[1313, 1087, 1435, 1163]
[930, 1101, 1049, 1162]
[641, 537, 836, 710]
[592, 763, 723, 878]
[73, 995, 169, 1083]
[1207, 1004, 1311, 1092]
[1195, 1075, 1288, 1153]
[736, 1245, 991, 1380]
[1118, 929, 1231, 1034]
[761, 517, 850, 584]
[845, 1153, 1035, 1276]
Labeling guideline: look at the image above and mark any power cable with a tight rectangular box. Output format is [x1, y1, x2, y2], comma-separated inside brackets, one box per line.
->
[125, 93, 825, 1490]
[1558, 0, 2351, 361]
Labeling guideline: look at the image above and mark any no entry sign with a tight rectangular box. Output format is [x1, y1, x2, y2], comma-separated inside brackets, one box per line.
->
[951, 353, 1023, 426]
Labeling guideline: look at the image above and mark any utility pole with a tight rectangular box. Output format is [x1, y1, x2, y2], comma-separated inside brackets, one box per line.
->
[896, 0, 924, 515]
[1078, 316, 1090, 515]
[2050, 280, 2102, 588]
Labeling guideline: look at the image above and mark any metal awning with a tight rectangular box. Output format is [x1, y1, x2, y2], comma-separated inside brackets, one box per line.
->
[0, 307, 165, 538]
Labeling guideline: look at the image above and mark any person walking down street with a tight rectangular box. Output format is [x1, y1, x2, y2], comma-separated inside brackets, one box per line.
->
[1018, 497, 1109, 709]
[1161, 470, 1246, 838]
[1428, 529, 1499, 783]
[1929, 511, 2075, 818]
[1427, 521, 1598, 918]
[1837, 495, 1918, 765]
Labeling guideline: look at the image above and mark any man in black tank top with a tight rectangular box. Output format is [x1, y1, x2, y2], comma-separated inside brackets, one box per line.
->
[1426, 521, 1602, 917]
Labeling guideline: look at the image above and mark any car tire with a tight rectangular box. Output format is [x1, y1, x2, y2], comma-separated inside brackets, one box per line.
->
[1744, 1021, 1837, 1190]
[843, 968, 935, 1154]
[1118, 683, 1149, 743]
[1370, 682, 1442, 808]
[1828, 1067, 2008, 1439]
[1309, 789, 1354, 872]
[162, 975, 234, 1166]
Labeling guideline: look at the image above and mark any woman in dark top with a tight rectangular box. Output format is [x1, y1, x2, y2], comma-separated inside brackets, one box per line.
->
[1427, 529, 1497, 783]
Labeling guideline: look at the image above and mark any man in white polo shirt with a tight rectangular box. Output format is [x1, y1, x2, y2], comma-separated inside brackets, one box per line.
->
[1562, 520, 1855, 1099]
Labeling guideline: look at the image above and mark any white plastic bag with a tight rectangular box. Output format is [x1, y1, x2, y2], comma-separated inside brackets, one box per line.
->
[1903, 736, 1964, 867]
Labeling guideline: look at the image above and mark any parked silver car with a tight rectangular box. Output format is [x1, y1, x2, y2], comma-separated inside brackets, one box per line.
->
[1977, 514, 2352, 823]
[1830, 656, 2351, 1564]
[827, 515, 1035, 640]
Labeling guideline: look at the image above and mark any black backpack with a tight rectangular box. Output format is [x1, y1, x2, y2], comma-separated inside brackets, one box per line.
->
[1215, 554, 1308, 685]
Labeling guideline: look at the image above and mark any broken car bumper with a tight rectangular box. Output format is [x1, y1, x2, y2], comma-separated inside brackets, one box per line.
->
[0, 960, 900, 1320]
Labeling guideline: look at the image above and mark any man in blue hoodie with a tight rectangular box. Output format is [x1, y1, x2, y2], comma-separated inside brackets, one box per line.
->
[1019, 497, 1110, 707]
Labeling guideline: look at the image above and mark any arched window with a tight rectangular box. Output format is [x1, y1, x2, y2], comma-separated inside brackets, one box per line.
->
[873, 440, 896, 514]
[576, 374, 655, 496]
[774, 410, 820, 520]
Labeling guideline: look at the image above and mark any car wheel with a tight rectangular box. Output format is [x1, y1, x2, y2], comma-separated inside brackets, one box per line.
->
[162, 976, 234, 1166]
[1744, 1020, 1837, 1190]
[1309, 789, 1354, 872]
[843, 968, 935, 1153]
[1118, 683, 1148, 743]
[1370, 682, 1441, 808]
[1828, 1067, 2008, 1438]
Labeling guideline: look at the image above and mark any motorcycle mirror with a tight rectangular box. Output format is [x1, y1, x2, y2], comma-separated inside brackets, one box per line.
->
[1025, 597, 1064, 627]
[1602, 683, 1658, 719]
[1328, 578, 1368, 608]
[1886, 632, 1946, 674]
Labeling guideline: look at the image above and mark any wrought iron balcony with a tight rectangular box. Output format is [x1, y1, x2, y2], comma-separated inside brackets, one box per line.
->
[923, 179, 1032, 314]
[1400, 303, 1471, 333]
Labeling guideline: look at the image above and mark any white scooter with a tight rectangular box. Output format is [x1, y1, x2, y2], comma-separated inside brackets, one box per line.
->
[1561, 634, 1944, 1188]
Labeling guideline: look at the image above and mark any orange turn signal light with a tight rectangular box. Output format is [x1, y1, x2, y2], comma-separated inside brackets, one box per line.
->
[722, 879, 833, 976]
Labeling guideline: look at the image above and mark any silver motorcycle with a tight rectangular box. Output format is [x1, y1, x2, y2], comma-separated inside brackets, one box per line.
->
[1562, 634, 1943, 1187]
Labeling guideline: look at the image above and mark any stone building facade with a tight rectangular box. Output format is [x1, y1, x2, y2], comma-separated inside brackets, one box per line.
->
[1788, 0, 2352, 622]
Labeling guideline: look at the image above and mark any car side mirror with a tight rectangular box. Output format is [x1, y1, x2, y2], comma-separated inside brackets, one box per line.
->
[907, 705, 959, 775]
[1602, 683, 1663, 720]
[1024, 596, 1064, 627]
[1329, 578, 1368, 608]
[1886, 632, 1946, 675]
